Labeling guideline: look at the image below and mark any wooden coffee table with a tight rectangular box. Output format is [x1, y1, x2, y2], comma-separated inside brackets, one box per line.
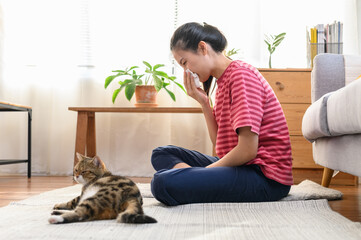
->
[68, 107, 203, 166]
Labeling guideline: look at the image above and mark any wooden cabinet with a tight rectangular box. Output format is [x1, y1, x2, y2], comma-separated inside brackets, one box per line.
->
[258, 69, 357, 185]
[258, 68, 317, 169]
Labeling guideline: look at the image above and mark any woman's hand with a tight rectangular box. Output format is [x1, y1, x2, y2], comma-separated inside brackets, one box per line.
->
[183, 71, 209, 106]
[184, 70, 218, 146]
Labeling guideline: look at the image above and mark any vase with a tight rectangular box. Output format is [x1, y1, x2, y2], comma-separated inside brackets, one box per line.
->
[134, 85, 158, 107]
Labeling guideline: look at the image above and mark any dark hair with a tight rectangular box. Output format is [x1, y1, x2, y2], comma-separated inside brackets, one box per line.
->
[170, 22, 227, 95]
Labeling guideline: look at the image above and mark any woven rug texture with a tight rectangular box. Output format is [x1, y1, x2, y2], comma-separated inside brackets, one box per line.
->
[0, 180, 360, 240]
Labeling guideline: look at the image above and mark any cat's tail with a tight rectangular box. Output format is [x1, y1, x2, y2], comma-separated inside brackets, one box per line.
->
[117, 198, 157, 224]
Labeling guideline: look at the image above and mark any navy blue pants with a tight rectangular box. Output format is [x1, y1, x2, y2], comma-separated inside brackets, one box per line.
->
[151, 145, 290, 206]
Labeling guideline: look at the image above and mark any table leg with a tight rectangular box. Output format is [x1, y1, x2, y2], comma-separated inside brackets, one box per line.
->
[86, 112, 96, 157]
[74, 112, 88, 166]
[27, 109, 32, 178]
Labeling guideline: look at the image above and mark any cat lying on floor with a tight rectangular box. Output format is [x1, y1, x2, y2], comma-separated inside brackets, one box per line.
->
[48, 153, 156, 224]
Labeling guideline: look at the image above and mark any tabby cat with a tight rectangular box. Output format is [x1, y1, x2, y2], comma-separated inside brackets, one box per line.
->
[48, 153, 156, 224]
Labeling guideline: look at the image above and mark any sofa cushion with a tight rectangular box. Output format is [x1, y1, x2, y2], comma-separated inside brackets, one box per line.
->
[327, 77, 361, 136]
[302, 77, 361, 142]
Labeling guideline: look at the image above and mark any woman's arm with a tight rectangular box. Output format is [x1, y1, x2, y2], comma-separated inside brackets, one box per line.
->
[200, 100, 217, 146]
[183, 71, 218, 146]
[206, 126, 258, 168]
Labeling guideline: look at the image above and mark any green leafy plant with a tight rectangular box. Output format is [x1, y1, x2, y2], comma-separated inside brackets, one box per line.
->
[104, 61, 186, 103]
[264, 32, 286, 68]
[225, 48, 240, 58]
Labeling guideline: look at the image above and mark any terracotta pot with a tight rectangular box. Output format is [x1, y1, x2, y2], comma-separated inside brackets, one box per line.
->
[134, 85, 158, 107]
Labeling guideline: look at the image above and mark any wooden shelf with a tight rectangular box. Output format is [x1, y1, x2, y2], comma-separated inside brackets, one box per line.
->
[68, 107, 203, 113]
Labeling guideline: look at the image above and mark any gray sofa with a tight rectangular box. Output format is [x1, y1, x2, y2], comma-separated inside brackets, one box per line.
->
[302, 53, 361, 187]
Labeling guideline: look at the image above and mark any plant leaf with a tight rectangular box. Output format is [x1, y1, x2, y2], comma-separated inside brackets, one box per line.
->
[122, 79, 134, 84]
[143, 61, 152, 71]
[112, 88, 121, 103]
[153, 75, 163, 91]
[273, 37, 285, 47]
[275, 32, 286, 39]
[137, 74, 145, 79]
[264, 40, 271, 48]
[105, 74, 119, 89]
[153, 64, 164, 70]
[226, 48, 240, 57]
[128, 66, 139, 71]
[154, 70, 169, 78]
[264, 34, 271, 43]
[171, 80, 187, 94]
[164, 87, 176, 101]
[125, 84, 136, 101]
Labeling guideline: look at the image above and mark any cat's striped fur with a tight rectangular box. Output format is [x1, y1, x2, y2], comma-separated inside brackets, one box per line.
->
[48, 153, 156, 224]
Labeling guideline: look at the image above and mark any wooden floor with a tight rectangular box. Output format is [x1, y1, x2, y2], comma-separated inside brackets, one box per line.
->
[0, 175, 360, 222]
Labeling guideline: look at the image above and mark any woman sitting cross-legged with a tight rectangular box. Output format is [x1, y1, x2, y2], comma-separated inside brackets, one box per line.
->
[150, 22, 293, 206]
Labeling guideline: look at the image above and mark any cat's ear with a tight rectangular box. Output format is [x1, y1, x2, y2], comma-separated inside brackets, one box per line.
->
[92, 156, 105, 169]
[76, 152, 86, 161]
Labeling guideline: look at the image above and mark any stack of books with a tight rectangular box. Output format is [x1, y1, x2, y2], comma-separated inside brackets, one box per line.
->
[307, 21, 343, 67]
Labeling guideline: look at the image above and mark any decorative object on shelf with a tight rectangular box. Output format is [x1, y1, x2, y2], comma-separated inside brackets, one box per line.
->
[264, 32, 286, 68]
[307, 21, 343, 67]
[104, 61, 186, 107]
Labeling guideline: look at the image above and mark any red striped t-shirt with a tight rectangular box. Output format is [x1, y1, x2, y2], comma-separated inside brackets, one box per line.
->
[213, 60, 293, 185]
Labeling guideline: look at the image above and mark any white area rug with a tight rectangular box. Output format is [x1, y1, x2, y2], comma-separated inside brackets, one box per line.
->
[137, 179, 344, 201]
[281, 179, 343, 201]
[1, 180, 359, 240]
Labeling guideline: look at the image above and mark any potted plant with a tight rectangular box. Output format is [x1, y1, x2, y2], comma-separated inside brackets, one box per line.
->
[225, 48, 240, 58]
[104, 61, 186, 107]
[264, 32, 286, 68]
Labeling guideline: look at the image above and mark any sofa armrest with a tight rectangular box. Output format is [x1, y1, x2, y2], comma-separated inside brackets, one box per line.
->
[303, 78, 361, 142]
[302, 92, 332, 142]
[311, 54, 345, 102]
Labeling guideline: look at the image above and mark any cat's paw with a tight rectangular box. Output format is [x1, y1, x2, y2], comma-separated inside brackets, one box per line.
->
[53, 203, 67, 210]
[48, 215, 64, 224]
[51, 210, 64, 215]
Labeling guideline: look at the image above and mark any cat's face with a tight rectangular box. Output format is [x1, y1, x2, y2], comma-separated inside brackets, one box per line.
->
[73, 153, 107, 184]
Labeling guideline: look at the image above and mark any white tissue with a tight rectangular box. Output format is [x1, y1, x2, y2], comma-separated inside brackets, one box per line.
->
[186, 69, 201, 88]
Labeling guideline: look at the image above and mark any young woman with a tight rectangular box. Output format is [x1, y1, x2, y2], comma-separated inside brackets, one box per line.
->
[150, 22, 293, 206]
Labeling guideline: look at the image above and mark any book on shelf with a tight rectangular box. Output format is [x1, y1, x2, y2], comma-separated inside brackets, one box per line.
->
[307, 21, 343, 67]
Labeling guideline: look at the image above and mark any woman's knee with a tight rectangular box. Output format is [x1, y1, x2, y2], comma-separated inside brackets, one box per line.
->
[150, 146, 168, 170]
[151, 145, 181, 171]
[151, 170, 179, 206]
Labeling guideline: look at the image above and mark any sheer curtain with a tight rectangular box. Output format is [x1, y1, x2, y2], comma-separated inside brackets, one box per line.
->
[0, 0, 359, 176]
[0, 0, 83, 175]
[0, 0, 210, 177]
